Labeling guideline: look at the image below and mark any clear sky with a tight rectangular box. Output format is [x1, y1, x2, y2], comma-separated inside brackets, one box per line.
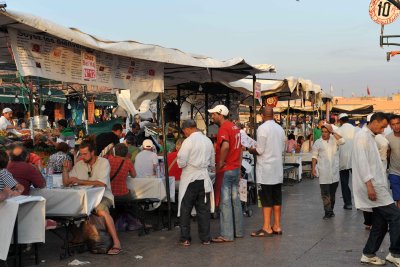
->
[5, 0, 400, 97]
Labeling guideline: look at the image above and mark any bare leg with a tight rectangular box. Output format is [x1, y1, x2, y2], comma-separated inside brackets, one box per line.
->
[272, 205, 282, 232]
[97, 210, 121, 248]
[262, 207, 273, 233]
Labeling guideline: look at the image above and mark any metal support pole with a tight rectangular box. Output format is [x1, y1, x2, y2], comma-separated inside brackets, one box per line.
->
[159, 93, 172, 230]
[326, 100, 330, 122]
[83, 85, 89, 135]
[205, 91, 209, 134]
[252, 75, 258, 202]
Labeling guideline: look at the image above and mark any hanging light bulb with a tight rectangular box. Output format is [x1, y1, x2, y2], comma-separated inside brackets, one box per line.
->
[110, 105, 114, 109]
[41, 105, 45, 111]
[32, 98, 36, 103]
[198, 85, 203, 92]
[15, 95, 19, 103]
[48, 88, 52, 96]
[67, 103, 72, 109]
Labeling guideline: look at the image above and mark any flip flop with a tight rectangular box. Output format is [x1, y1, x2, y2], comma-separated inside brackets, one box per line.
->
[177, 240, 190, 246]
[251, 229, 273, 237]
[211, 236, 233, 243]
[272, 230, 283, 235]
[107, 247, 122, 255]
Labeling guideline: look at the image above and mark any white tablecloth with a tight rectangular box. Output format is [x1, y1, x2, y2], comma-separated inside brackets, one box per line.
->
[30, 187, 105, 216]
[127, 177, 175, 202]
[0, 196, 46, 260]
[283, 154, 303, 181]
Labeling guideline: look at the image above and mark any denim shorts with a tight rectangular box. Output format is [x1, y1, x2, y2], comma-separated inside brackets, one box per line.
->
[389, 174, 400, 201]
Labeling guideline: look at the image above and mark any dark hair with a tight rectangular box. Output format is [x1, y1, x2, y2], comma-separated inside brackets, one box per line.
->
[0, 150, 9, 168]
[58, 119, 68, 128]
[125, 135, 135, 145]
[182, 119, 197, 129]
[114, 143, 128, 157]
[56, 142, 70, 153]
[288, 133, 295, 140]
[340, 116, 349, 123]
[112, 124, 123, 132]
[329, 118, 336, 124]
[10, 146, 28, 162]
[79, 137, 96, 152]
[131, 122, 140, 130]
[370, 112, 388, 123]
[318, 119, 324, 123]
[297, 136, 304, 143]
[389, 114, 400, 122]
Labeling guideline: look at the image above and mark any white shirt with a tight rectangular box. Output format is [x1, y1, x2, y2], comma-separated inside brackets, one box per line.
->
[375, 134, 389, 170]
[69, 157, 114, 205]
[312, 135, 345, 184]
[0, 116, 21, 136]
[177, 131, 215, 216]
[352, 126, 393, 212]
[255, 120, 286, 185]
[134, 150, 158, 178]
[337, 123, 358, 170]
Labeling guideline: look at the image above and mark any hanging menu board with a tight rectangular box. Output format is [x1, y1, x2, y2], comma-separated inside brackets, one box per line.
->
[8, 28, 164, 92]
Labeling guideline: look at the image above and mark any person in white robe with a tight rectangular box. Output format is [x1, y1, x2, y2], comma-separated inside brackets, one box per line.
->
[312, 124, 344, 219]
[177, 120, 215, 246]
[352, 112, 400, 266]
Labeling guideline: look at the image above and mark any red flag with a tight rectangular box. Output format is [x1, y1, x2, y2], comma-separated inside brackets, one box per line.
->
[367, 86, 371, 96]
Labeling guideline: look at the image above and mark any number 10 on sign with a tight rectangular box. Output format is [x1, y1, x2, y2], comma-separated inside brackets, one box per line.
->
[369, 0, 400, 25]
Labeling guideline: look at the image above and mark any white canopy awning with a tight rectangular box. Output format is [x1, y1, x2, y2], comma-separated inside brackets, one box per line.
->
[0, 9, 276, 91]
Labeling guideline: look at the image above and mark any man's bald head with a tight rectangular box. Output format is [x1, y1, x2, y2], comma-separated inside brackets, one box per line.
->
[262, 106, 274, 121]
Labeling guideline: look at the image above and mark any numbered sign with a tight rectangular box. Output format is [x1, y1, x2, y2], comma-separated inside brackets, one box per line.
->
[369, 0, 400, 25]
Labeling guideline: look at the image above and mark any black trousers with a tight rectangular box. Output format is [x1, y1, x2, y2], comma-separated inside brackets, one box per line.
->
[339, 169, 352, 206]
[320, 182, 339, 215]
[363, 204, 400, 256]
[363, 211, 373, 226]
[180, 180, 211, 242]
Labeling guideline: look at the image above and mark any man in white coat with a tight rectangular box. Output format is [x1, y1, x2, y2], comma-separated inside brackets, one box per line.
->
[312, 124, 345, 219]
[249, 106, 285, 237]
[337, 113, 358, 210]
[352, 112, 400, 266]
[177, 120, 215, 246]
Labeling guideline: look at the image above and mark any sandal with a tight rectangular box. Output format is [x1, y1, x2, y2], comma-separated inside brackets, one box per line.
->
[211, 236, 233, 243]
[251, 229, 273, 237]
[202, 240, 211, 245]
[107, 247, 122, 255]
[177, 240, 190, 246]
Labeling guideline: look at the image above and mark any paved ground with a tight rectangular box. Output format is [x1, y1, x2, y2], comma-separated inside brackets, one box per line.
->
[23, 178, 394, 267]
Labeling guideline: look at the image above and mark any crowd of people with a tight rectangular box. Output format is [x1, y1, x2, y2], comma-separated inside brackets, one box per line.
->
[1, 102, 400, 265]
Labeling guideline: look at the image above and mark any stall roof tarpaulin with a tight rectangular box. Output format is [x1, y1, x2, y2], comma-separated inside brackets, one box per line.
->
[0, 9, 276, 95]
[331, 104, 374, 115]
[226, 77, 321, 106]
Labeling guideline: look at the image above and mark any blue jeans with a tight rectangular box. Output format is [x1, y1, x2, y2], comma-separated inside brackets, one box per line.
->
[220, 168, 243, 240]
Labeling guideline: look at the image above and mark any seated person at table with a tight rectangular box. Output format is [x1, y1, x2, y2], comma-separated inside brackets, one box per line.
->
[0, 150, 24, 196]
[62, 138, 122, 255]
[301, 134, 311, 153]
[48, 142, 73, 173]
[125, 135, 140, 163]
[108, 143, 136, 201]
[167, 138, 184, 190]
[134, 139, 158, 178]
[95, 124, 123, 156]
[7, 146, 45, 195]
[295, 136, 304, 153]
[286, 133, 297, 153]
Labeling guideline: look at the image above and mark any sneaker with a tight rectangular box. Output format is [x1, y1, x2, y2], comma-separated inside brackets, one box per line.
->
[45, 219, 57, 230]
[386, 253, 400, 266]
[323, 214, 331, 220]
[344, 205, 353, 210]
[360, 254, 385, 265]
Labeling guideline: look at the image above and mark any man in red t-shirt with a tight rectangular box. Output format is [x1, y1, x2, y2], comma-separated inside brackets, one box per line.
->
[208, 105, 243, 242]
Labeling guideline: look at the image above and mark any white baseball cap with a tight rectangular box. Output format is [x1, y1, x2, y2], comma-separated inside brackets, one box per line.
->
[338, 113, 348, 120]
[355, 120, 360, 125]
[2, 108, 12, 114]
[142, 139, 154, 149]
[208, 105, 229, 116]
[367, 113, 373, 122]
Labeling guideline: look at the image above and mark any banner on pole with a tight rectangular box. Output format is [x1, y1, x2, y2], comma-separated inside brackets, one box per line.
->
[8, 28, 164, 92]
